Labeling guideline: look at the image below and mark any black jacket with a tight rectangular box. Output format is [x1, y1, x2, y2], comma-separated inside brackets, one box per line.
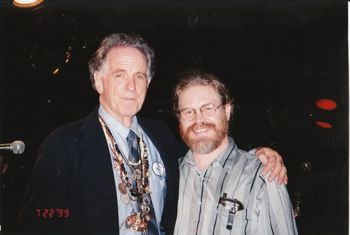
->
[17, 108, 186, 235]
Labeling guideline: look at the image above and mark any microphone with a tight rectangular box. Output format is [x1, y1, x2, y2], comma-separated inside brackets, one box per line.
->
[0, 140, 25, 154]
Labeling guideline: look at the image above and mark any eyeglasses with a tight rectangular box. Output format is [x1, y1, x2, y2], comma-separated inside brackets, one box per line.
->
[178, 103, 223, 121]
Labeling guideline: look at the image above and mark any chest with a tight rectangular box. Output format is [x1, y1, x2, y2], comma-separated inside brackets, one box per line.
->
[179, 161, 264, 235]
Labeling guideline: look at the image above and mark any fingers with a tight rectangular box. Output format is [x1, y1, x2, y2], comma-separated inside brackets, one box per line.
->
[256, 152, 269, 166]
[256, 147, 288, 185]
[259, 154, 273, 175]
[266, 161, 288, 184]
[267, 159, 282, 182]
[257, 148, 281, 176]
[256, 149, 283, 164]
[280, 164, 288, 185]
[256, 148, 279, 159]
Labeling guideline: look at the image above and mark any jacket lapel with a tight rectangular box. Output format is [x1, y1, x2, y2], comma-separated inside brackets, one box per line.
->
[78, 108, 119, 230]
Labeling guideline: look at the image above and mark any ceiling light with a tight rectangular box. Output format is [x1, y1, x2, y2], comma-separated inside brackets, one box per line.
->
[315, 99, 337, 111]
[52, 68, 60, 75]
[315, 121, 333, 129]
[13, 0, 44, 8]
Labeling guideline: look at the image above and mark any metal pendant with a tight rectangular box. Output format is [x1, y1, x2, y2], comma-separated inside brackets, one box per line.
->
[141, 204, 150, 214]
[142, 194, 151, 205]
[126, 212, 148, 232]
[144, 214, 151, 222]
[117, 155, 123, 162]
[113, 162, 118, 169]
[131, 172, 137, 180]
[129, 188, 139, 201]
[126, 213, 137, 230]
[131, 168, 142, 180]
[118, 183, 128, 194]
[138, 221, 148, 231]
[120, 193, 130, 204]
[135, 169, 142, 179]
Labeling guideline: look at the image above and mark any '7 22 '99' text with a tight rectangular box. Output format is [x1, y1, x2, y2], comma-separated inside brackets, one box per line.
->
[36, 208, 70, 218]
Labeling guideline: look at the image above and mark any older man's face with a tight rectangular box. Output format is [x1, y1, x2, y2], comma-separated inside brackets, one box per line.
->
[178, 85, 231, 154]
[94, 47, 149, 126]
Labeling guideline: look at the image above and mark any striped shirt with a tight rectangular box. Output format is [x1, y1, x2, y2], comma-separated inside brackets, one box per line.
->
[174, 137, 298, 235]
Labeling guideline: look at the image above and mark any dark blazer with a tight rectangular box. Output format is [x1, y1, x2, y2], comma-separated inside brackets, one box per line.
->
[17, 108, 187, 235]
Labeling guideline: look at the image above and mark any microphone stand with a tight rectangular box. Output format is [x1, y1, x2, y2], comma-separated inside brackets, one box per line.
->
[0, 154, 3, 232]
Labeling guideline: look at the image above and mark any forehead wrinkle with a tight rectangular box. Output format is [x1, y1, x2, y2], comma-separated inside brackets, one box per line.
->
[107, 47, 147, 70]
[179, 85, 221, 110]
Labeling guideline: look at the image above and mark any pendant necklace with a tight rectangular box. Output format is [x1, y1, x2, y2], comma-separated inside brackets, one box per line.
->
[98, 116, 153, 232]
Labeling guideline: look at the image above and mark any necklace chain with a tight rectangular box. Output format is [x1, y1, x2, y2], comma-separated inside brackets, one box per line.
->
[98, 116, 153, 232]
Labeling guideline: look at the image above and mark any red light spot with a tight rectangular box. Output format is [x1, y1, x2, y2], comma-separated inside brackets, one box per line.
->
[315, 121, 333, 129]
[315, 99, 337, 111]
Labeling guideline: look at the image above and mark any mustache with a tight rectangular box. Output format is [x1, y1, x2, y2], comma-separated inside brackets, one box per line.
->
[187, 122, 216, 132]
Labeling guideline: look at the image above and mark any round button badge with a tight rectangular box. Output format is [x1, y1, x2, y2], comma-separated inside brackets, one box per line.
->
[152, 162, 165, 176]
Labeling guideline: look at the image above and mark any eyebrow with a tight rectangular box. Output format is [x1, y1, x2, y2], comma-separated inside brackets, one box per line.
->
[111, 69, 147, 77]
[180, 102, 213, 111]
[111, 69, 126, 74]
[135, 71, 147, 77]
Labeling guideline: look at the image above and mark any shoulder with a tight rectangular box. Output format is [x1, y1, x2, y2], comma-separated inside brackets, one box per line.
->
[227, 147, 268, 190]
[138, 117, 178, 142]
[235, 147, 262, 173]
[43, 118, 85, 145]
[138, 117, 171, 131]
[39, 111, 97, 154]
[138, 117, 187, 158]
[43, 108, 99, 144]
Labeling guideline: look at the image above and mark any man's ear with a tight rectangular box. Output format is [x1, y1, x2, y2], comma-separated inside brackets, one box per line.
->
[94, 72, 103, 94]
[146, 75, 152, 87]
[224, 104, 232, 121]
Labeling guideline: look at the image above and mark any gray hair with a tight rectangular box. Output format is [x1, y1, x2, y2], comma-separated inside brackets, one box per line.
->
[88, 33, 155, 90]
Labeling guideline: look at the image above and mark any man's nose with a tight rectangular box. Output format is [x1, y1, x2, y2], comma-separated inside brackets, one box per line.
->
[193, 109, 206, 122]
[126, 77, 136, 91]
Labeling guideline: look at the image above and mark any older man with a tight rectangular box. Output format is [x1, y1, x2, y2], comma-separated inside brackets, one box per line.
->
[17, 34, 287, 235]
[173, 71, 298, 235]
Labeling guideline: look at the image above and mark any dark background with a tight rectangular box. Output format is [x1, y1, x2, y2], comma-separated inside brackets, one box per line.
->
[0, 0, 348, 234]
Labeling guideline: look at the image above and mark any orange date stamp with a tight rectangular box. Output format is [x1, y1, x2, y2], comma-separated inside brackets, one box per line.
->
[35, 208, 70, 218]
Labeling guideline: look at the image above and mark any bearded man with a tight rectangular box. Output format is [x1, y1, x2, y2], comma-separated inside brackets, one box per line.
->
[173, 71, 298, 235]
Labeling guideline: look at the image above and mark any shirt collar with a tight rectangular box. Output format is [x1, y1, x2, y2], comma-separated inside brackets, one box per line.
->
[179, 137, 236, 170]
[98, 105, 141, 139]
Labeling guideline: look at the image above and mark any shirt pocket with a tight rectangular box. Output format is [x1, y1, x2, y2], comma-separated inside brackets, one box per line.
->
[214, 203, 247, 235]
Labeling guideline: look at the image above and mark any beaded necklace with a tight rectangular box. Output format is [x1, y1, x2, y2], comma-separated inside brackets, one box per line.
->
[98, 116, 153, 232]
